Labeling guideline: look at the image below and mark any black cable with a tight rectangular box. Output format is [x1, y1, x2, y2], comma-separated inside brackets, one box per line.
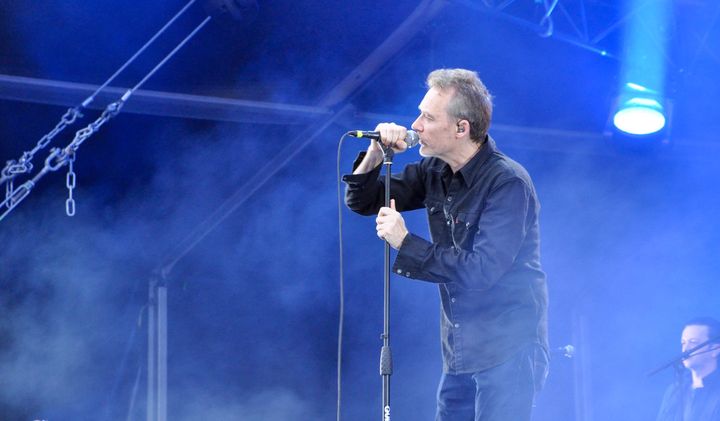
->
[336, 134, 350, 421]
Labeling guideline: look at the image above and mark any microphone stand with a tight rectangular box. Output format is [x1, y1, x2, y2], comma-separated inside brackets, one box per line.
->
[647, 334, 720, 376]
[379, 143, 394, 421]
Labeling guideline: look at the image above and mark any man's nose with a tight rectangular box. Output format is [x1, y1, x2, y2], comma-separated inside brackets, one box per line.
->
[411, 117, 422, 131]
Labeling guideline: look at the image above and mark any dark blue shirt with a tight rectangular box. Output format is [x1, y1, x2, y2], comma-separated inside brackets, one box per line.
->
[657, 369, 720, 421]
[343, 136, 548, 373]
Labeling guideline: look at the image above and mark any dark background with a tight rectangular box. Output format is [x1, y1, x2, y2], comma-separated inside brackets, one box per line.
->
[1, 0, 719, 420]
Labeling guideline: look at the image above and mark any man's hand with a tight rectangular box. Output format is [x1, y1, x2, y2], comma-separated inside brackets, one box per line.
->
[353, 123, 410, 175]
[376, 199, 408, 250]
[374, 122, 410, 152]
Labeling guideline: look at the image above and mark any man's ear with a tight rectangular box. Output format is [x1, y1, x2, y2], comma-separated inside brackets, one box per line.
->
[456, 120, 468, 135]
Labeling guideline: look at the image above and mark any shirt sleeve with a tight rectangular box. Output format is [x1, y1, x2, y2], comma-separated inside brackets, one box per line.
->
[392, 178, 534, 290]
[655, 382, 682, 421]
[342, 153, 426, 215]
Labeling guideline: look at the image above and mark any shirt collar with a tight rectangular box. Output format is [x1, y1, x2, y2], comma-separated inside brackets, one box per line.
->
[702, 368, 720, 389]
[452, 134, 496, 187]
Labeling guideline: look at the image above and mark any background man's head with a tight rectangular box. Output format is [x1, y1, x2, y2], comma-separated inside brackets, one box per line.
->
[681, 316, 720, 373]
[426, 69, 493, 144]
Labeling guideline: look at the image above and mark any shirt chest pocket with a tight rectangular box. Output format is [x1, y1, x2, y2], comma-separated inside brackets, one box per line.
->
[425, 201, 450, 243]
[425, 199, 481, 249]
[451, 210, 480, 249]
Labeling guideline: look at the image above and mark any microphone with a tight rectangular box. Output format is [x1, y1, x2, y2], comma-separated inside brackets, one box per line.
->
[555, 344, 575, 359]
[348, 130, 420, 148]
[682, 348, 716, 360]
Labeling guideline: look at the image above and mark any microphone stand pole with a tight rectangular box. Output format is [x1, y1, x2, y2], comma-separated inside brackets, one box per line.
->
[379, 144, 394, 421]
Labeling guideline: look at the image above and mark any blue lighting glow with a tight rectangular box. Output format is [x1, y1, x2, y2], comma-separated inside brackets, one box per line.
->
[625, 82, 657, 94]
[613, 0, 671, 139]
[613, 98, 666, 135]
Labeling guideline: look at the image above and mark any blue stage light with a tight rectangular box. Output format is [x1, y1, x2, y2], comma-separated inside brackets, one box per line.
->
[613, 97, 666, 136]
[612, 0, 671, 139]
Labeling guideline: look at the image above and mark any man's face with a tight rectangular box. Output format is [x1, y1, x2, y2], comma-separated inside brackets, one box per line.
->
[681, 324, 719, 371]
[411, 87, 458, 160]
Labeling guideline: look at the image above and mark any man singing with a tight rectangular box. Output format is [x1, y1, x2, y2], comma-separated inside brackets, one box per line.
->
[343, 68, 549, 420]
[657, 317, 720, 421]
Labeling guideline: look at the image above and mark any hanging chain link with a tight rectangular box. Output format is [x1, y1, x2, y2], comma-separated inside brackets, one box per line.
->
[65, 153, 76, 216]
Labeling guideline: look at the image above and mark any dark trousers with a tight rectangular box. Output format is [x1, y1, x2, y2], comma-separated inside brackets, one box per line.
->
[435, 345, 547, 421]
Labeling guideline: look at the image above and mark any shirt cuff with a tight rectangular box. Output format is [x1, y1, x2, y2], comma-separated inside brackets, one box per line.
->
[392, 233, 433, 280]
[341, 152, 381, 186]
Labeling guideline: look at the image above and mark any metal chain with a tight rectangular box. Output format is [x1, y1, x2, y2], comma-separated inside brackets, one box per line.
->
[1, 107, 82, 180]
[1, 2, 208, 223]
[1, 0, 199, 187]
[36, 14, 208, 209]
[0, 98, 123, 222]
[65, 153, 76, 216]
[69, 100, 124, 153]
[2, 107, 82, 211]
[47, 99, 125, 173]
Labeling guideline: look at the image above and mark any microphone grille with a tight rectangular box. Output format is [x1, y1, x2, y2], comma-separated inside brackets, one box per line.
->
[406, 130, 420, 148]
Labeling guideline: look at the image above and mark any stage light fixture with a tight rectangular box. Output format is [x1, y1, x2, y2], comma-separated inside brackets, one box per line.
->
[613, 97, 666, 136]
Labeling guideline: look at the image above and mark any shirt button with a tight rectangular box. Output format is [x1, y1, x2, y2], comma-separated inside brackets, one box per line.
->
[446, 220, 451, 226]
[430, 206, 435, 212]
[454, 323, 460, 328]
[447, 196, 453, 202]
[396, 269, 402, 274]
[405, 272, 411, 277]
[451, 297, 456, 303]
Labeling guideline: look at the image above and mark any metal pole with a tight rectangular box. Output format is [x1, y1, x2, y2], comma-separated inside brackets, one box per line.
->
[157, 283, 168, 421]
[380, 146, 394, 420]
[147, 279, 157, 421]
[572, 311, 593, 421]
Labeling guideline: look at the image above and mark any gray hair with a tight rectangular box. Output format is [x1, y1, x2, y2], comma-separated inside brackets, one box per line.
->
[426, 68, 493, 144]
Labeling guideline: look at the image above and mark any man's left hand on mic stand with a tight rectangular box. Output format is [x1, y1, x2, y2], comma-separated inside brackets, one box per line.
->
[376, 199, 408, 250]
